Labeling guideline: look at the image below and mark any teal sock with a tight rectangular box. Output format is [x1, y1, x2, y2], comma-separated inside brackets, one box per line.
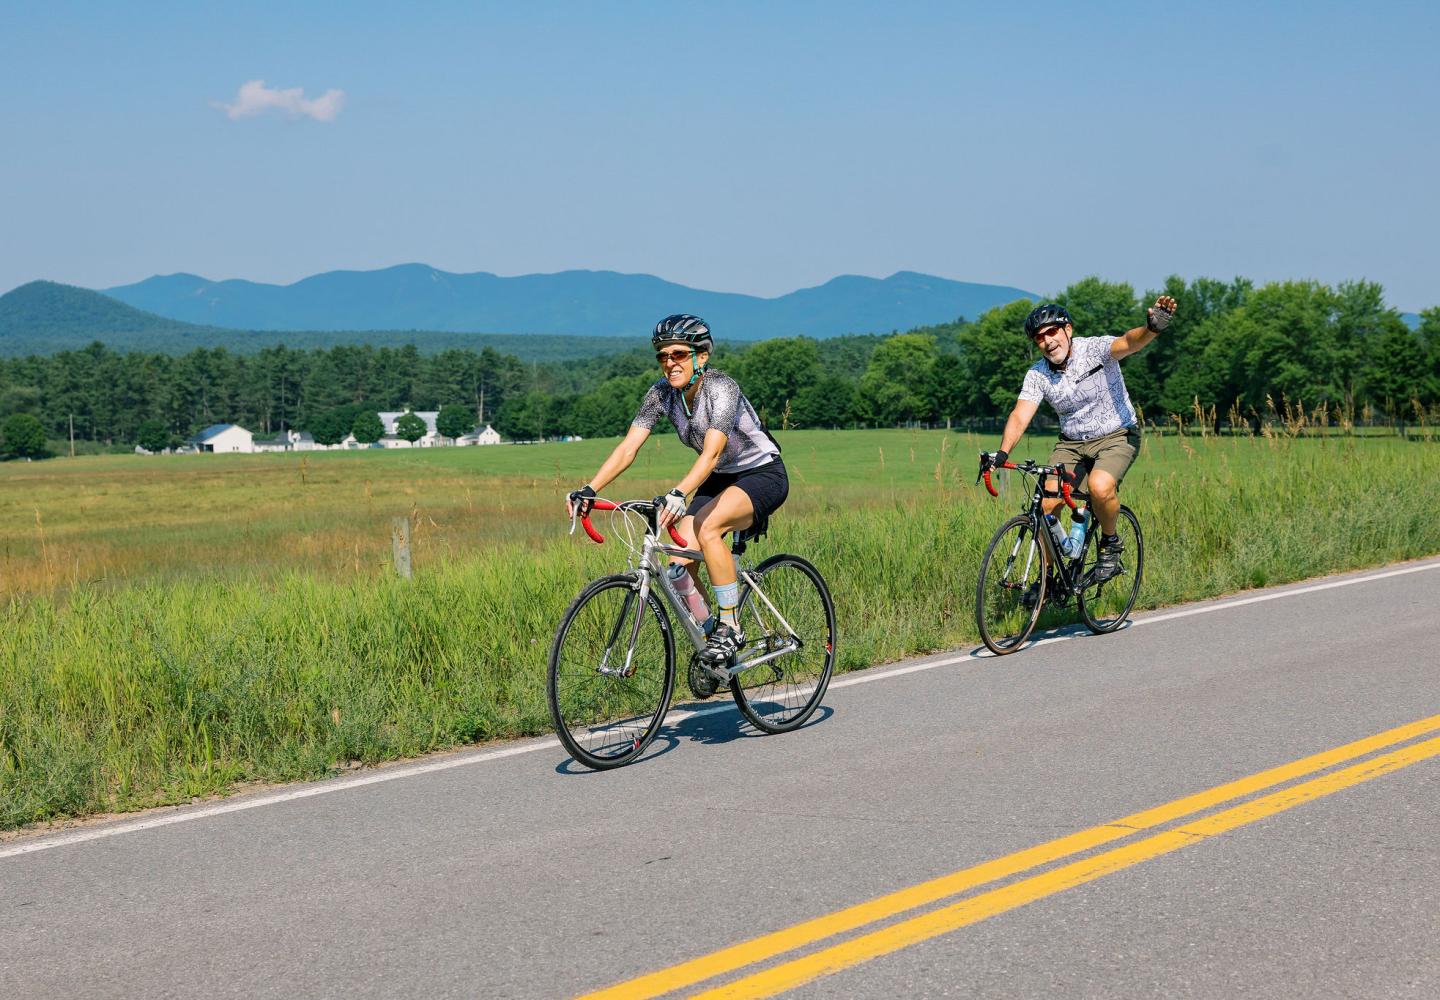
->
[713, 581, 740, 629]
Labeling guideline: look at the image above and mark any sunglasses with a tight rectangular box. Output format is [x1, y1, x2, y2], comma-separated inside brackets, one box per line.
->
[656, 349, 694, 365]
[1031, 326, 1067, 343]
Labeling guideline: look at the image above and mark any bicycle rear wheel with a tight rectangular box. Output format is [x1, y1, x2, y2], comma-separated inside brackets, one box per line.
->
[730, 554, 836, 734]
[1077, 505, 1143, 634]
[547, 574, 675, 769]
[976, 514, 1047, 655]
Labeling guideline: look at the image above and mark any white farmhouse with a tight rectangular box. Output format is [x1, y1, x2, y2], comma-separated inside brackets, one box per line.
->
[377, 411, 452, 447]
[252, 429, 319, 453]
[189, 423, 254, 454]
[456, 424, 502, 446]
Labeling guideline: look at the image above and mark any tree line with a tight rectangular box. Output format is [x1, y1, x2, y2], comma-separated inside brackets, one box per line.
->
[493, 276, 1440, 439]
[2, 275, 1437, 458]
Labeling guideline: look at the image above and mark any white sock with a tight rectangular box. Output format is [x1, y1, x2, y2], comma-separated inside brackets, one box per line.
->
[713, 581, 740, 630]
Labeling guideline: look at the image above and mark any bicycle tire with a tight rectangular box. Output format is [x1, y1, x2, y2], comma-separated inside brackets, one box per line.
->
[1077, 505, 1144, 634]
[730, 554, 836, 734]
[547, 574, 676, 770]
[976, 514, 1048, 655]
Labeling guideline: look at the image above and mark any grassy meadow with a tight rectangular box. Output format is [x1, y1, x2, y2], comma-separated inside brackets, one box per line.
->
[2, 428, 1438, 829]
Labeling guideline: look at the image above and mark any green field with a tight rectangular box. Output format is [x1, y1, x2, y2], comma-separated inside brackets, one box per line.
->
[2, 429, 1438, 829]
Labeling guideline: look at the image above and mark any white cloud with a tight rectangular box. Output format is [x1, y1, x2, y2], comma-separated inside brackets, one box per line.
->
[217, 79, 346, 122]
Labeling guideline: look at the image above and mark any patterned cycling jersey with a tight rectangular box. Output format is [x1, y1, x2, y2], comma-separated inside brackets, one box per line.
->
[1018, 335, 1137, 440]
[631, 370, 780, 474]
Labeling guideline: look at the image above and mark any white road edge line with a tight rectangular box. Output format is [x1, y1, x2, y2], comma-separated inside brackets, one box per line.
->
[5, 557, 1438, 860]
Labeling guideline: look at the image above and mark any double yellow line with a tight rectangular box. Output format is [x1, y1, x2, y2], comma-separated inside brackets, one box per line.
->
[581, 713, 1440, 999]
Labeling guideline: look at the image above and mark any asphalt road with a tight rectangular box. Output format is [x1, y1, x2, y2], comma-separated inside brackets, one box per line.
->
[4, 558, 1439, 999]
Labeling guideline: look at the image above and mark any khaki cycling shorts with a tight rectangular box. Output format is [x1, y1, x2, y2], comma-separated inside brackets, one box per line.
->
[1047, 425, 1142, 495]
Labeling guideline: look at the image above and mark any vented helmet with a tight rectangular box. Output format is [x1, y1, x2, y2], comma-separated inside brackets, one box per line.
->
[1023, 303, 1072, 338]
[652, 314, 713, 352]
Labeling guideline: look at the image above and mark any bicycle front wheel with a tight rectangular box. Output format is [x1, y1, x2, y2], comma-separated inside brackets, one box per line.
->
[547, 574, 675, 770]
[1077, 505, 1143, 634]
[976, 514, 1047, 655]
[730, 554, 836, 734]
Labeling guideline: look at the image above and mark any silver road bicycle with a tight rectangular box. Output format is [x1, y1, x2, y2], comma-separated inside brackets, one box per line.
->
[547, 498, 836, 770]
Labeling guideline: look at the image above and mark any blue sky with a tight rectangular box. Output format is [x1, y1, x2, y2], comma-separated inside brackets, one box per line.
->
[2, 1, 1436, 310]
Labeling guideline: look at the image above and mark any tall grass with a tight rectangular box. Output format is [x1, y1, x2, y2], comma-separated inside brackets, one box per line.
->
[2, 431, 1438, 828]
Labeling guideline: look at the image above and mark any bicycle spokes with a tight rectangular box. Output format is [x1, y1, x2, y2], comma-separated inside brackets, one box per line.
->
[731, 556, 835, 734]
[976, 516, 1046, 654]
[548, 577, 675, 768]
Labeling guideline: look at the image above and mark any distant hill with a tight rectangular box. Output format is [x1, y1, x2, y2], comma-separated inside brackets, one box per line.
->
[0, 281, 216, 353]
[103, 265, 1038, 338]
[0, 282, 636, 360]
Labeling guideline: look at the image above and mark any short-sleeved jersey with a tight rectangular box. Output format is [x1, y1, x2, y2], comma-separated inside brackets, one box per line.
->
[1018, 335, 1137, 440]
[631, 369, 780, 474]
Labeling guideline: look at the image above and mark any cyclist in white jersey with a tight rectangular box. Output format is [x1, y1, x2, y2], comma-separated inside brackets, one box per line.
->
[565, 315, 787, 694]
[985, 295, 1177, 582]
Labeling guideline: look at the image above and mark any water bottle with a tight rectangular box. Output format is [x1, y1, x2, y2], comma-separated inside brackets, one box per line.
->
[667, 562, 710, 624]
[1044, 514, 1069, 552]
[1062, 507, 1090, 559]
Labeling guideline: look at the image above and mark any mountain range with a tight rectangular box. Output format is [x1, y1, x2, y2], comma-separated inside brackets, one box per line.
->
[101, 265, 1038, 339]
[0, 282, 634, 360]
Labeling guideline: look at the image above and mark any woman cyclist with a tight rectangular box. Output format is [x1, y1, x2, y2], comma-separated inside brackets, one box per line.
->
[565, 314, 788, 693]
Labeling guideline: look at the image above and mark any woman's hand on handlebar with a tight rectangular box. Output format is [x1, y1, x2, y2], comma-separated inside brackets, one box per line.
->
[566, 484, 596, 519]
[654, 487, 687, 529]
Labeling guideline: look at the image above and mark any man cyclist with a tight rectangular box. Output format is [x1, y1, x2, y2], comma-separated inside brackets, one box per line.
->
[565, 314, 788, 696]
[984, 295, 1177, 583]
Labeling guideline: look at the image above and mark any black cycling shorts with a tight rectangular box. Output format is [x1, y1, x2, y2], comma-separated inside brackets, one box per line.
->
[686, 458, 789, 538]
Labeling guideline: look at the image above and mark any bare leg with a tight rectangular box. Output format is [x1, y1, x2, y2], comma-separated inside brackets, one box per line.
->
[692, 486, 755, 587]
[1087, 469, 1120, 536]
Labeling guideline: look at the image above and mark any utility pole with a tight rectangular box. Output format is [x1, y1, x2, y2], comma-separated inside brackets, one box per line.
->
[69, 414, 75, 458]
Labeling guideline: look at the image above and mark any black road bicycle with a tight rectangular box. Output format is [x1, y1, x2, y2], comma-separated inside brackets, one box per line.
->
[974, 453, 1144, 654]
[547, 498, 836, 770]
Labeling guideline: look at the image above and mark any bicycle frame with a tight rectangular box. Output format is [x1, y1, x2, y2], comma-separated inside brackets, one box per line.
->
[985, 458, 1090, 603]
[579, 500, 803, 680]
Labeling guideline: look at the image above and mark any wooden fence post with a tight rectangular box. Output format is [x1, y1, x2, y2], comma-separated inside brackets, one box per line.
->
[392, 516, 413, 579]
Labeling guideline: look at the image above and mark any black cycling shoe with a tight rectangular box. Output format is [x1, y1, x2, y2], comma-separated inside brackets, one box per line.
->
[686, 653, 721, 700]
[700, 623, 746, 665]
[1093, 536, 1125, 583]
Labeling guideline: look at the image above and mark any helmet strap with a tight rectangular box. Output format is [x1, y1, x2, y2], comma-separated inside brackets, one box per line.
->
[681, 350, 704, 416]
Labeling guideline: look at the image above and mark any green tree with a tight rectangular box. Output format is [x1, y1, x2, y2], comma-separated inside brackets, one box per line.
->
[136, 419, 169, 453]
[790, 373, 856, 428]
[351, 410, 385, 444]
[311, 405, 358, 446]
[1362, 320, 1425, 424]
[727, 338, 823, 425]
[436, 403, 474, 440]
[395, 410, 427, 444]
[1155, 276, 1252, 419]
[956, 299, 1040, 418]
[571, 375, 652, 438]
[494, 391, 551, 442]
[1, 413, 47, 459]
[1230, 281, 1341, 413]
[1057, 277, 1140, 342]
[857, 334, 940, 425]
[1418, 307, 1440, 405]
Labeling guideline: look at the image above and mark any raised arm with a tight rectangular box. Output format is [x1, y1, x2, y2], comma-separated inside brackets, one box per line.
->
[1111, 294, 1178, 361]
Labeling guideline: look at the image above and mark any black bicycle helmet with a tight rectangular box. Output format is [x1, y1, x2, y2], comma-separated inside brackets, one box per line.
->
[1023, 303, 1072, 338]
[652, 314, 713, 352]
